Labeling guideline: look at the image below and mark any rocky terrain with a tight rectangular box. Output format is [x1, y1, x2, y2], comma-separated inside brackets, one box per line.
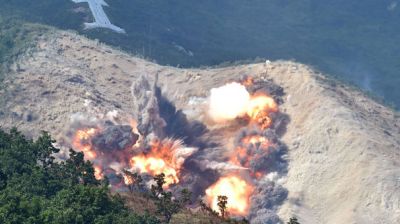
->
[0, 30, 399, 223]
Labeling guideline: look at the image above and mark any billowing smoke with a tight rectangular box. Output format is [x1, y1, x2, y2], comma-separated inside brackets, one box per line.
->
[232, 127, 287, 174]
[62, 74, 289, 223]
[91, 125, 139, 152]
[201, 77, 288, 223]
[131, 74, 166, 142]
[249, 179, 288, 224]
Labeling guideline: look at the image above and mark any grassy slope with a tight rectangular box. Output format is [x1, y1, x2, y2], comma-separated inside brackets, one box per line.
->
[120, 192, 239, 224]
[0, 0, 398, 109]
[0, 19, 231, 221]
[0, 16, 48, 83]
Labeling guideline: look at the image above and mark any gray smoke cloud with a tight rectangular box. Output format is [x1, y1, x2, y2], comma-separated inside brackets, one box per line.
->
[91, 125, 139, 152]
[131, 74, 166, 141]
[249, 180, 288, 224]
[233, 127, 287, 174]
[64, 74, 290, 223]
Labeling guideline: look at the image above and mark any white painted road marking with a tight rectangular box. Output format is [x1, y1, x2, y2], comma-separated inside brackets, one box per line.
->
[72, 0, 126, 33]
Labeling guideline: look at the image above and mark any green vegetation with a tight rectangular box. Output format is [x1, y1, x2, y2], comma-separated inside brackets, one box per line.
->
[0, 128, 159, 224]
[0, 128, 249, 224]
[0, 17, 47, 84]
[0, 0, 398, 108]
[150, 174, 190, 223]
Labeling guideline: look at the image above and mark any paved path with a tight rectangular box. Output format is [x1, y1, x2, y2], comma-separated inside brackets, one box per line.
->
[72, 0, 125, 33]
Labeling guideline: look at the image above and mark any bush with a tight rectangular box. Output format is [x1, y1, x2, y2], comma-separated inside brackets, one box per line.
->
[0, 128, 159, 224]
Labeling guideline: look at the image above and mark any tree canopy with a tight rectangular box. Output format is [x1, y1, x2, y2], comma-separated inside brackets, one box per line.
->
[0, 128, 159, 224]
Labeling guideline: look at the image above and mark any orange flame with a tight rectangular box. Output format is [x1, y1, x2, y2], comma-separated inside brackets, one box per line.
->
[129, 139, 186, 187]
[205, 175, 253, 216]
[130, 156, 178, 185]
[241, 135, 270, 147]
[94, 165, 104, 180]
[242, 76, 254, 87]
[246, 94, 278, 129]
[122, 173, 134, 185]
[231, 135, 272, 174]
[72, 127, 99, 160]
[207, 82, 278, 129]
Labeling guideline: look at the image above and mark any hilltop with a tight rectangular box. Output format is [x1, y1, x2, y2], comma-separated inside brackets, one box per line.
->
[0, 30, 399, 223]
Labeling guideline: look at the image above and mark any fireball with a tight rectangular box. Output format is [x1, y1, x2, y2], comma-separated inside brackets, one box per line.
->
[130, 156, 179, 185]
[231, 134, 272, 172]
[241, 135, 270, 147]
[94, 165, 104, 180]
[205, 175, 253, 216]
[208, 82, 250, 122]
[241, 76, 254, 87]
[129, 139, 197, 187]
[246, 95, 278, 129]
[122, 172, 134, 185]
[207, 82, 278, 129]
[72, 127, 99, 160]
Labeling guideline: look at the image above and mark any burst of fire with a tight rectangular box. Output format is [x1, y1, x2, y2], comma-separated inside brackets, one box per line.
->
[123, 173, 134, 185]
[129, 139, 194, 186]
[131, 156, 179, 185]
[208, 82, 278, 129]
[94, 165, 104, 180]
[205, 175, 254, 216]
[72, 127, 99, 160]
[246, 95, 278, 129]
[208, 82, 250, 122]
[241, 76, 254, 87]
[231, 135, 272, 171]
[129, 119, 142, 147]
[241, 135, 270, 147]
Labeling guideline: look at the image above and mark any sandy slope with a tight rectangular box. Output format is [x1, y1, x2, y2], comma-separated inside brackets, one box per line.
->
[0, 31, 399, 223]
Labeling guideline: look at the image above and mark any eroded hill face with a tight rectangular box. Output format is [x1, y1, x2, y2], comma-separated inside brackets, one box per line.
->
[0, 31, 399, 224]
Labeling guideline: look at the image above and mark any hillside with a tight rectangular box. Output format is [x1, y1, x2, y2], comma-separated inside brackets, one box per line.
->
[0, 30, 399, 223]
[1, 0, 400, 109]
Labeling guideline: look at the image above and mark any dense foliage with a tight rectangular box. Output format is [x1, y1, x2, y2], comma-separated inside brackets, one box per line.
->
[0, 128, 159, 224]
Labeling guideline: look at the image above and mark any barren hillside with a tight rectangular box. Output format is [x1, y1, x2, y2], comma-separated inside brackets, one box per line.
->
[0, 31, 399, 223]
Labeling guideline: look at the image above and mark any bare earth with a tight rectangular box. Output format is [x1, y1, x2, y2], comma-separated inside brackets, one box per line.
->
[1, 31, 399, 224]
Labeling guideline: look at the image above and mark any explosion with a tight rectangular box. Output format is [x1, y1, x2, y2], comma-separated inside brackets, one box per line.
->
[64, 75, 287, 223]
[241, 135, 270, 147]
[94, 165, 104, 180]
[246, 94, 278, 129]
[208, 82, 278, 129]
[205, 175, 254, 216]
[72, 127, 100, 160]
[130, 139, 197, 187]
[241, 76, 254, 87]
[208, 82, 250, 122]
[231, 134, 272, 169]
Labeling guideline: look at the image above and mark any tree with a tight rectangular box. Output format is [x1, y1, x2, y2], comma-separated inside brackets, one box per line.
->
[199, 199, 219, 217]
[151, 173, 166, 199]
[123, 170, 143, 193]
[150, 173, 192, 223]
[61, 149, 99, 186]
[0, 128, 160, 224]
[155, 191, 181, 223]
[287, 217, 300, 224]
[217, 195, 228, 219]
[32, 131, 59, 168]
[180, 188, 192, 205]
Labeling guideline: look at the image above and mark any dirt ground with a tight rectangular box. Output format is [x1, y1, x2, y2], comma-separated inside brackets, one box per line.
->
[1, 31, 399, 223]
